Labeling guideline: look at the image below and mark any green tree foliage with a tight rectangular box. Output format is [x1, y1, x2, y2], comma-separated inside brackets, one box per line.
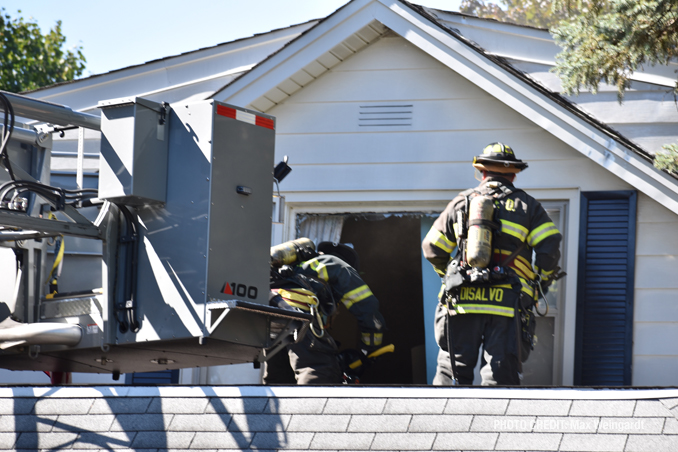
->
[552, 0, 678, 99]
[459, 0, 573, 28]
[655, 144, 678, 175]
[0, 8, 86, 93]
[551, 0, 678, 173]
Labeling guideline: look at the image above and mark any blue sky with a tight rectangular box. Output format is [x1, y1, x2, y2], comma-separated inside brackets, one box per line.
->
[3, 0, 462, 77]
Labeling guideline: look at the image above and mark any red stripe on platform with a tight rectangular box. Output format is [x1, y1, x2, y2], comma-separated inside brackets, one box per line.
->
[216, 105, 236, 119]
[255, 116, 275, 130]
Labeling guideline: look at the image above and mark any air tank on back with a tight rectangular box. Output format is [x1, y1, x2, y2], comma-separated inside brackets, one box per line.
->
[466, 195, 494, 268]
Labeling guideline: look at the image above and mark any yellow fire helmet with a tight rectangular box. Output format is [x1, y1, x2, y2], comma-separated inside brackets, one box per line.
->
[472, 142, 528, 174]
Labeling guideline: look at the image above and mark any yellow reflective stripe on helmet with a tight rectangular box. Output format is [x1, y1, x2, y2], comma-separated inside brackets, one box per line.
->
[272, 288, 318, 311]
[500, 219, 528, 242]
[341, 284, 373, 309]
[527, 222, 560, 247]
[425, 227, 455, 254]
[308, 258, 329, 281]
[455, 304, 515, 317]
[362, 332, 383, 346]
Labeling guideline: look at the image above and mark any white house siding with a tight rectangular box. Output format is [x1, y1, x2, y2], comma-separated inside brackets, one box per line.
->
[273, 32, 634, 201]
[633, 193, 678, 386]
[273, 32, 632, 197]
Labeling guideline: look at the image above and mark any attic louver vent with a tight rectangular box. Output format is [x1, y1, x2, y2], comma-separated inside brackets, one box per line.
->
[359, 104, 413, 127]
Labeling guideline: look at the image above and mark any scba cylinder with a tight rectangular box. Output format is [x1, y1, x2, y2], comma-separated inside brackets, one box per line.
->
[270, 237, 315, 267]
[466, 195, 494, 268]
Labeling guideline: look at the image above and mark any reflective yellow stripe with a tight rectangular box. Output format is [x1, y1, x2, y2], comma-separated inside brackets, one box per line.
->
[500, 219, 528, 242]
[362, 332, 383, 346]
[273, 288, 318, 311]
[519, 279, 535, 298]
[309, 258, 328, 281]
[341, 284, 373, 309]
[492, 283, 513, 289]
[495, 249, 535, 280]
[425, 227, 455, 254]
[527, 222, 560, 247]
[513, 257, 535, 281]
[455, 304, 515, 317]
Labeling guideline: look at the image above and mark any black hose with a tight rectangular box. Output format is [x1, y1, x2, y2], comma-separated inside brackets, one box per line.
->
[0, 92, 16, 181]
[0, 179, 99, 211]
[114, 203, 140, 333]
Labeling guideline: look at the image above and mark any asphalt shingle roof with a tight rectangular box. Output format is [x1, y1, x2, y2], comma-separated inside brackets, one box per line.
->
[1, 386, 677, 451]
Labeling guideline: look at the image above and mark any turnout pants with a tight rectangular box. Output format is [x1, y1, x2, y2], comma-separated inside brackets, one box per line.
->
[433, 303, 520, 386]
[263, 330, 342, 385]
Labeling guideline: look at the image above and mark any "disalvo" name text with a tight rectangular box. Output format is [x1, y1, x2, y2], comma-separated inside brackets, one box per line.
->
[459, 286, 504, 302]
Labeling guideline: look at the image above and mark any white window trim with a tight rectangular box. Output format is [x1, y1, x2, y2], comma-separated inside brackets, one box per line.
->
[280, 188, 581, 386]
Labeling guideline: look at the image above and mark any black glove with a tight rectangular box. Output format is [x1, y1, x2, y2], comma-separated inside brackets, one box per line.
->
[337, 348, 369, 384]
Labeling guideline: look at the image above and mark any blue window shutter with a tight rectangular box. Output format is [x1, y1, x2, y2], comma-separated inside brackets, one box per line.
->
[574, 191, 636, 386]
[125, 370, 179, 385]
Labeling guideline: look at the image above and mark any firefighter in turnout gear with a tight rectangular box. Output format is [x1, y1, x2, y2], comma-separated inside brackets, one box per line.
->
[265, 239, 386, 384]
[422, 143, 562, 385]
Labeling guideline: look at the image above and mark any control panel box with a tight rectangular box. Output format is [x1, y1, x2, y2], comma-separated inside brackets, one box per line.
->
[98, 97, 169, 205]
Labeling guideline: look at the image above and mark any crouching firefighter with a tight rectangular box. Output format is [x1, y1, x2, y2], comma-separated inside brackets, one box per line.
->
[265, 238, 387, 385]
[422, 143, 563, 385]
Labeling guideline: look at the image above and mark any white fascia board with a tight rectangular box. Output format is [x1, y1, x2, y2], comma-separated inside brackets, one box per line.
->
[377, 0, 678, 214]
[486, 53, 677, 89]
[6, 385, 678, 400]
[216, 0, 375, 105]
[49, 66, 255, 115]
[489, 52, 678, 89]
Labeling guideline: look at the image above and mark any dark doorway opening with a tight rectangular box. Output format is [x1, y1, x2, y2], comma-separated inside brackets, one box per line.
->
[327, 214, 427, 384]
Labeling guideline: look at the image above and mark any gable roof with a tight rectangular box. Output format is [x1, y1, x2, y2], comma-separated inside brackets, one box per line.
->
[27, 20, 319, 114]
[208, 0, 678, 215]
[28, 0, 678, 214]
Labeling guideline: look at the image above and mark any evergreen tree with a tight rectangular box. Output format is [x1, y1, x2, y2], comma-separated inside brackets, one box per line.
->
[551, 0, 678, 173]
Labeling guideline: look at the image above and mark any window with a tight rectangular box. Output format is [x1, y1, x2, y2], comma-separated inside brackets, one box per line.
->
[522, 201, 567, 385]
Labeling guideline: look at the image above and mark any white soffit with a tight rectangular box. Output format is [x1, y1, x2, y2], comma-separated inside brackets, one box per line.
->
[214, 0, 386, 109]
[247, 21, 387, 112]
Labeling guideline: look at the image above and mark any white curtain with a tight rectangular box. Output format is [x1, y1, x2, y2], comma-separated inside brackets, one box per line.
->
[297, 215, 345, 247]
